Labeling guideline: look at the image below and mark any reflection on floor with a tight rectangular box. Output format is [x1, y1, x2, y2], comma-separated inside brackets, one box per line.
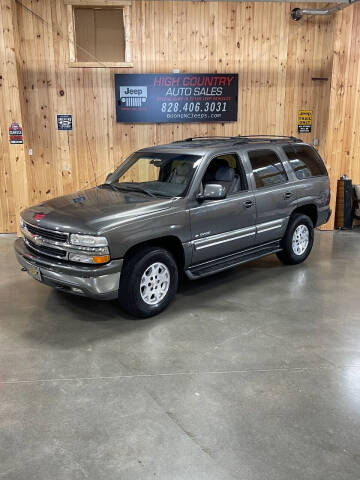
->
[1, 230, 360, 480]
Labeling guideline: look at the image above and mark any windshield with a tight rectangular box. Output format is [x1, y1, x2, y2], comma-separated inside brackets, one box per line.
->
[108, 152, 202, 197]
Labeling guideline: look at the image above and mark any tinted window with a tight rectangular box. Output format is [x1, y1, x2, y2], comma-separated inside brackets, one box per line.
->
[283, 145, 327, 179]
[248, 150, 287, 188]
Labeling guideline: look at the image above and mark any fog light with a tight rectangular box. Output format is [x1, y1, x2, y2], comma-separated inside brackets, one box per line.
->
[69, 253, 94, 263]
[69, 252, 111, 264]
[93, 255, 110, 264]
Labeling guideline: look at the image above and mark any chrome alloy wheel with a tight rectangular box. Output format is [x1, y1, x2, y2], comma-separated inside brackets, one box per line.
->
[292, 224, 309, 256]
[140, 262, 170, 305]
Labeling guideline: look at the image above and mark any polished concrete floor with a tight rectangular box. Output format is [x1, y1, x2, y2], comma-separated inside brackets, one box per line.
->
[1, 231, 360, 479]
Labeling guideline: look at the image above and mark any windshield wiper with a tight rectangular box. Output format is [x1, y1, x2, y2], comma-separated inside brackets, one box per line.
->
[149, 192, 173, 198]
[98, 183, 171, 198]
[97, 183, 122, 192]
[112, 185, 157, 198]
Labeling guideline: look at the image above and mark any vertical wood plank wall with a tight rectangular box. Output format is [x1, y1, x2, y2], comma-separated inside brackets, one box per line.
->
[325, 2, 360, 229]
[0, 1, 336, 232]
[0, 0, 30, 232]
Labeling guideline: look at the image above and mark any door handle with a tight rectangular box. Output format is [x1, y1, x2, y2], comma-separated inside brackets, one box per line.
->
[243, 200, 253, 208]
[284, 192, 292, 199]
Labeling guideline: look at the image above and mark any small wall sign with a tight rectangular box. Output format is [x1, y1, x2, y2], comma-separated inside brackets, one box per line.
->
[298, 110, 312, 133]
[9, 122, 23, 144]
[57, 114, 72, 130]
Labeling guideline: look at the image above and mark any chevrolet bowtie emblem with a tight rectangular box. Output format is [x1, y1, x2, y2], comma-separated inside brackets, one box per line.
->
[32, 235, 43, 246]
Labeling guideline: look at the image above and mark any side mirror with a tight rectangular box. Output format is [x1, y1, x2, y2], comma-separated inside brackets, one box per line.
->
[198, 183, 226, 201]
[105, 172, 113, 182]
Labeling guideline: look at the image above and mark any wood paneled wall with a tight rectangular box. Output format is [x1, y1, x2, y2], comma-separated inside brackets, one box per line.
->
[0, 0, 29, 233]
[0, 1, 336, 232]
[325, 2, 360, 229]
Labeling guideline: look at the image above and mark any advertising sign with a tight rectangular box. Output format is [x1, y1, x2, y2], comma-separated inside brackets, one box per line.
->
[9, 122, 23, 144]
[57, 114, 73, 130]
[115, 74, 238, 123]
[298, 110, 312, 133]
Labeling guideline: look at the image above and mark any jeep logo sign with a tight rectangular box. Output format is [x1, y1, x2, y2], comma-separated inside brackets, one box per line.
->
[115, 73, 238, 123]
[120, 86, 148, 107]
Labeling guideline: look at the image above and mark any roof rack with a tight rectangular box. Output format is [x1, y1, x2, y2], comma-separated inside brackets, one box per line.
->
[234, 135, 302, 144]
[172, 135, 303, 145]
[238, 135, 301, 140]
[173, 136, 235, 143]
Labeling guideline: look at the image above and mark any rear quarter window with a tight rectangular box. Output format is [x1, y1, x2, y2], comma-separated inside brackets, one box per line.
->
[247, 149, 288, 188]
[283, 145, 327, 180]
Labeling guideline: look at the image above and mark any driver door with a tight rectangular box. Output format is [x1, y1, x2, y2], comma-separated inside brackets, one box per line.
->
[190, 153, 256, 265]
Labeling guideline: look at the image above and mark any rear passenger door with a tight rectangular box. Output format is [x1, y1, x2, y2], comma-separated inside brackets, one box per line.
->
[244, 147, 297, 245]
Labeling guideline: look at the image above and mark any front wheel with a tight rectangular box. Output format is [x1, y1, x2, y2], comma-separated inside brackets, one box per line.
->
[118, 246, 179, 318]
[276, 214, 314, 265]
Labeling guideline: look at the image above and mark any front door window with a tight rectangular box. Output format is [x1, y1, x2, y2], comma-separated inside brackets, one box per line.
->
[202, 154, 247, 195]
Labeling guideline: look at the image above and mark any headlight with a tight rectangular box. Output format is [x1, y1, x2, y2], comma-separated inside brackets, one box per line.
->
[69, 234, 110, 263]
[70, 234, 108, 247]
[20, 217, 25, 228]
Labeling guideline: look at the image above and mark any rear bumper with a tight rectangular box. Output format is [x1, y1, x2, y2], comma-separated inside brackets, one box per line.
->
[316, 207, 332, 227]
[14, 238, 122, 300]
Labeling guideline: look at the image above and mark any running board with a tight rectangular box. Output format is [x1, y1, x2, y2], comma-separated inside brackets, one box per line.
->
[186, 241, 282, 279]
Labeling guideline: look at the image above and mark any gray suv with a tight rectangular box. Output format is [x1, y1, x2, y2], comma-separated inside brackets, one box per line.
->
[15, 136, 330, 317]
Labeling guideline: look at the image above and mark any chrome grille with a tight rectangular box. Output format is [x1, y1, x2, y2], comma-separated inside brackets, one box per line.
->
[25, 238, 67, 259]
[21, 221, 109, 263]
[25, 223, 68, 243]
[22, 222, 69, 260]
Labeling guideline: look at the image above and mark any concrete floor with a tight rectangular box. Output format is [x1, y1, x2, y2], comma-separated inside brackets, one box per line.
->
[1, 231, 360, 479]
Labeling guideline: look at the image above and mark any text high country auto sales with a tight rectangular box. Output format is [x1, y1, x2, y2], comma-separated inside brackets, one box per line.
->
[154, 75, 236, 97]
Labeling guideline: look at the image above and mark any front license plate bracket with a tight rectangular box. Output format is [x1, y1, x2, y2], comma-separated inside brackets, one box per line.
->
[27, 265, 42, 281]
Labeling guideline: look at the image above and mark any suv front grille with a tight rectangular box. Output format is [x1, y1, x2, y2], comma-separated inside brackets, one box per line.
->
[22, 221, 69, 260]
[21, 221, 108, 263]
[25, 223, 68, 243]
[26, 238, 67, 259]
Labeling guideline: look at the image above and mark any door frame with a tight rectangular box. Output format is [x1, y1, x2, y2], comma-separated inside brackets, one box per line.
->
[188, 150, 257, 264]
[239, 144, 298, 244]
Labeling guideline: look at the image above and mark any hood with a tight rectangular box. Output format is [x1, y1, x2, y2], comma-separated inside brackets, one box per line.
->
[21, 187, 175, 234]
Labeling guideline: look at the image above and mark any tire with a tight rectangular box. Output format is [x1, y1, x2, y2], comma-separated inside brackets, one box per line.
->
[118, 246, 179, 318]
[276, 213, 314, 265]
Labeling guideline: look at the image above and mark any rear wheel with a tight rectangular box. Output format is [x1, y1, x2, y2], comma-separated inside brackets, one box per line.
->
[119, 246, 179, 318]
[276, 214, 314, 265]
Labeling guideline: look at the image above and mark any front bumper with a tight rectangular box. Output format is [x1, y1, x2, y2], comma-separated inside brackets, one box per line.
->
[14, 238, 123, 300]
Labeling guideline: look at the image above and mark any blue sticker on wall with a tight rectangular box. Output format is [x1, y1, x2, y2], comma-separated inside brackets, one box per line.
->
[57, 114, 72, 130]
